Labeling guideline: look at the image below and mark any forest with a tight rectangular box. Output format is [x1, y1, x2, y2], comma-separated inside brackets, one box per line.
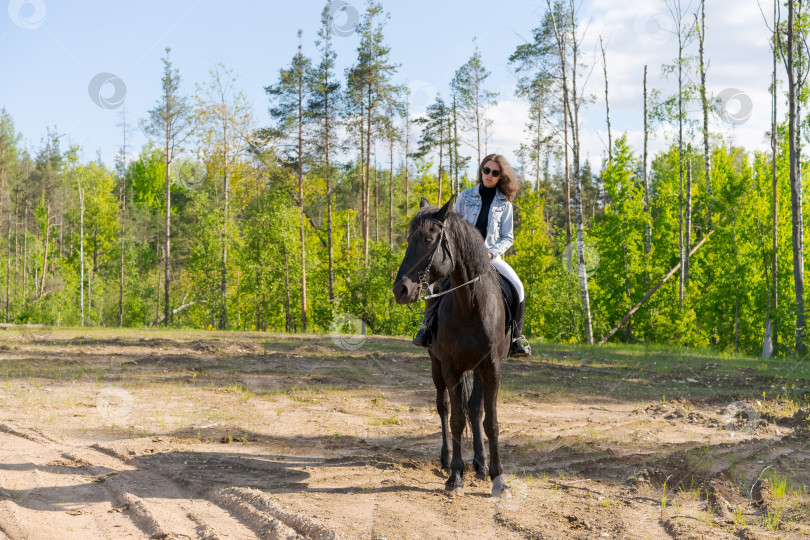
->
[1, 0, 808, 359]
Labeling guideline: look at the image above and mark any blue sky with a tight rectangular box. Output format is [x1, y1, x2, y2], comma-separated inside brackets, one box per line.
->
[0, 0, 776, 176]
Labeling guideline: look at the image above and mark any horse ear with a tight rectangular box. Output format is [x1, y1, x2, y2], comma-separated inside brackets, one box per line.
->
[419, 197, 431, 209]
[435, 195, 456, 222]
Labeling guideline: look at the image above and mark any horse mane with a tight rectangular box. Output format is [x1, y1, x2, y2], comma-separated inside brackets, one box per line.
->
[410, 205, 493, 277]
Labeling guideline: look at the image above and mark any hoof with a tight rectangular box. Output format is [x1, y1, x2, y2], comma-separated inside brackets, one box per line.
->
[475, 470, 488, 481]
[491, 475, 512, 499]
[445, 473, 464, 496]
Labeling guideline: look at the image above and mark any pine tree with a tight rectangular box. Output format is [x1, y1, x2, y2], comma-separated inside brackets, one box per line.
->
[141, 47, 192, 327]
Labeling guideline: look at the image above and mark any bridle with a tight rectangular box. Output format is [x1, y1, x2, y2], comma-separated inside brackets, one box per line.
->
[409, 219, 481, 304]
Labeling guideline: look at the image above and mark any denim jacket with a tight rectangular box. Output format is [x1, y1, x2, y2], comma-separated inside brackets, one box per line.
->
[453, 185, 513, 258]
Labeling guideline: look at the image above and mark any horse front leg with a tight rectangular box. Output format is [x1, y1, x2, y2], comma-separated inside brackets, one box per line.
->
[430, 354, 451, 472]
[442, 367, 466, 495]
[464, 371, 487, 479]
[481, 366, 510, 498]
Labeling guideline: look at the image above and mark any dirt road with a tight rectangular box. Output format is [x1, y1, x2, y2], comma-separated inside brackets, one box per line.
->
[0, 329, 807, 538]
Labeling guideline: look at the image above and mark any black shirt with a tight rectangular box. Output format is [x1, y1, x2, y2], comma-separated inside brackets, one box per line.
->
[475, 183, 497, 239]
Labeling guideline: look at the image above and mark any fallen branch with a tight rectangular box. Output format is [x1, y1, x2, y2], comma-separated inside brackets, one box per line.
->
[548, 480, 672, 506]
[148, 301, 196, 327]
[599, 231, 713, 345]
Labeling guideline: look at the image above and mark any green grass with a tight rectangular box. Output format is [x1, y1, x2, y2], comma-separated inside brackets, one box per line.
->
[368, 416, 398, 426]
[766, 470, 808, 500]
[2, 327, 809, 408]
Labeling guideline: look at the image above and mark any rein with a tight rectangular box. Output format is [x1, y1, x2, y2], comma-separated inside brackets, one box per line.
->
[409, 218, 481, 306]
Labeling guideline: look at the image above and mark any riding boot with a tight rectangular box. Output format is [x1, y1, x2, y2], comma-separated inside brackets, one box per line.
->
[509, 300, 531, 357]
[413, 297, 438, 348]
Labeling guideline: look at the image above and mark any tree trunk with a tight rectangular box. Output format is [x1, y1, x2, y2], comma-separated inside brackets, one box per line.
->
[535, 104, 542, 191]
[699, 0, 712, 231]
[299, 69, 307, 332]
[600, 36, 612, 162]
[677, 8, 685, 313]
[23, 203, 27, 303]
[284, 246, 291, 333]
[78, 183, 84, 327]
[360, 86, 367, 262]
[38, 205, 49, 298]
[404, 101, 410, 215]
[568, 0, 593, 344]
[438, 117, 444, 203]
[326, 83, 335, 305]
[685, 154, 693, 286]
[788, 1, 807, 356]
[643, 65, 651, 289]
[364, 79, 373, 264]
[600, 232, 714, 344]
[389, 126, 394, 246]
[119, 181, 125, 327]
[734, 225, 740, 353]
[622, 223, 632, 340]
[164, 87, 171, 327]
[220, 123, 229, 330]
[475, 73, 481, 168]
[5, 194, 12, 322]
[13, 187, 18, 305]
[453, 95, 459, 192]
[562, 43, 571, 246]
[771, 0, 779, 352]
[374, 157, 378, 240]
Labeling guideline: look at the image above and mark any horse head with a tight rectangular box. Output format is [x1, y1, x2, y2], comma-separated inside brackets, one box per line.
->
[393, 196, 456, 305]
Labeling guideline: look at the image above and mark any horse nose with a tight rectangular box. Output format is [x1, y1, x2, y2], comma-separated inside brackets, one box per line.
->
[393, 277, 414, 304]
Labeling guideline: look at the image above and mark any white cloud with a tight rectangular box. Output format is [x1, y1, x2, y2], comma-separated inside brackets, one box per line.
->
[480, 0, 778, 180]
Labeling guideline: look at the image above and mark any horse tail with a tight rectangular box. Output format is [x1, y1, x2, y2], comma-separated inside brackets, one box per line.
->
[460, 370, 483, 434]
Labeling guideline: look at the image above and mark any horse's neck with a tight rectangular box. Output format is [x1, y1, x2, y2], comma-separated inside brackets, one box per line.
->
[448, 230, 487, 316]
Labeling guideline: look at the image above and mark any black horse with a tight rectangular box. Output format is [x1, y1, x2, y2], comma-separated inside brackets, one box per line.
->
[393, 196, 511, 498]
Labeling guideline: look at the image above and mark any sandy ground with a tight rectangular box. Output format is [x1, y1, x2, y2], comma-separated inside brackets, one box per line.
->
[0, 329, 807, 539]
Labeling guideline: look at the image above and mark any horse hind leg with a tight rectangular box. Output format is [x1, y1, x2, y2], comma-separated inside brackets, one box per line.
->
[431, 354, 451, 473]
[463, 371, 487, 479]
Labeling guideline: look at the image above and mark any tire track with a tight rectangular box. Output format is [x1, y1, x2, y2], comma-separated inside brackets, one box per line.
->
[0, 424, 259, 539]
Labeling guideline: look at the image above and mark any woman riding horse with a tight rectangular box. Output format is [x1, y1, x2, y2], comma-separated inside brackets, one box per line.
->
[414, 154, 531, 357]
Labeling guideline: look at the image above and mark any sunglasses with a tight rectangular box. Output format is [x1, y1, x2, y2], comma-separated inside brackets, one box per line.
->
[482, 166, 501, 178]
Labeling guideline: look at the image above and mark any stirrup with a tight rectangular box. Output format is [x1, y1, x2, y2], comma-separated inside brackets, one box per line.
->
[412, 326, 431, 348]
[509, 335, 531, 357]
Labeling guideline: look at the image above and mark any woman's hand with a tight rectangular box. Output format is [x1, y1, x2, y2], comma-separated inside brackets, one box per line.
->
[489, 252, 493, 259]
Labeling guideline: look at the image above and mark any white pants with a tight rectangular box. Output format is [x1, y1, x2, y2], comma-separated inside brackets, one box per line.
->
[491, 256, 525, 303]
[429, 257, 525, 303]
